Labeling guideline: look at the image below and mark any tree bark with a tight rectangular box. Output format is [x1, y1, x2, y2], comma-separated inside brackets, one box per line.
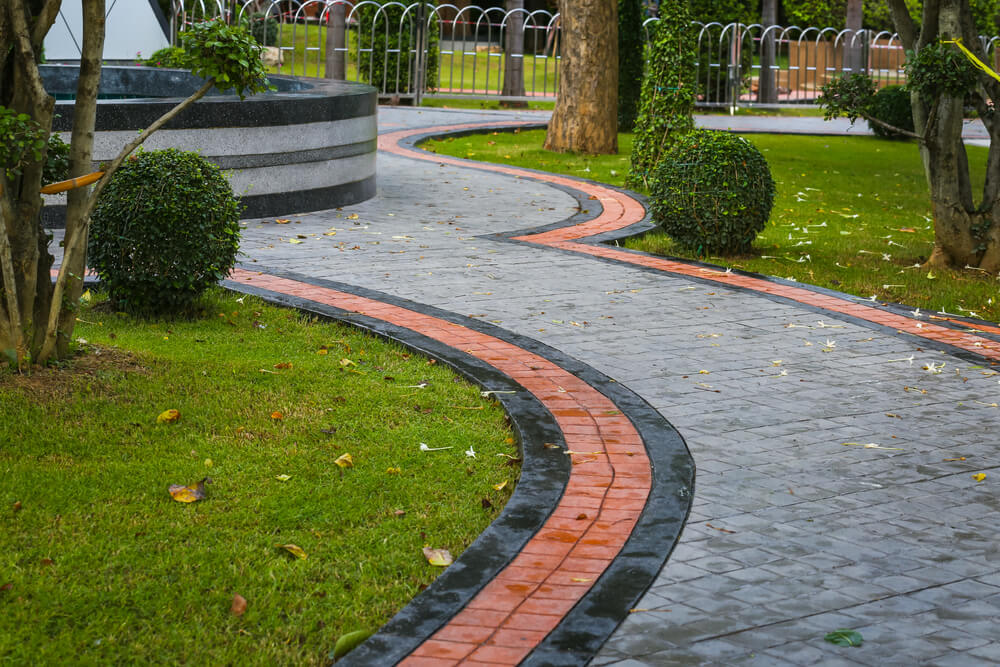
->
[757, 0, 778, 104]
[844, 0, 864, 75]
[502, 0, 526, 100]
[324, 2, 346, 80]
[544, 0, 618, 154]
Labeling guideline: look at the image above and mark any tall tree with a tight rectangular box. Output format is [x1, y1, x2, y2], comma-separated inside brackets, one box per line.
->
[757, 0, 778, 104]
[0, 3, 269, 369]
[822, 0, 1000, 271]
[544, 0, 618, 154]
[844, 0, 864, 75]
[325, 1, 347, 80]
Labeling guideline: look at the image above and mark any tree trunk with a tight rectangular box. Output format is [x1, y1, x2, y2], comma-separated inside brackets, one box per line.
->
[324, 2, 346, 80]
[844, 0, 865, 75]
[544, 0, 618, 154]
[502, 0, 525, 100]
[757, 0, 778, 104]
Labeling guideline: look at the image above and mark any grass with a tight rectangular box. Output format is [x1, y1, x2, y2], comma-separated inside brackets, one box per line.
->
[267, 23, 559, 96]
[420, 129, 1000, 323]
[0, 289, 517, 664]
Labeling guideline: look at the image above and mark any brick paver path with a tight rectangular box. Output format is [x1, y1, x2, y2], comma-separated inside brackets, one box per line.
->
[63, 108, 1000, 664]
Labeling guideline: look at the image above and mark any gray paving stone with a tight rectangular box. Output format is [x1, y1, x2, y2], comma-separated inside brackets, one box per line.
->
[53, 107, 1000, 667]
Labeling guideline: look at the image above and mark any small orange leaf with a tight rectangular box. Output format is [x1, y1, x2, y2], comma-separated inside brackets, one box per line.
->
[275, 219, 291, 224]
[231, 594, 247, 616]
[273, 362, 293, 369]
[335, 453, 354, 468]
[168, 478, 210, 503]
[422, 547, 453, 567]
[270, 411, 284, 421]
[275, 543, 307, 559]
[157, 409, 181, 424]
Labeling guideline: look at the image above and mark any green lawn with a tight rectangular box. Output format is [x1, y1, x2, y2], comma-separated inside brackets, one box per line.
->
[0, 289, 517, 664]
[421, 129, 1000, 323]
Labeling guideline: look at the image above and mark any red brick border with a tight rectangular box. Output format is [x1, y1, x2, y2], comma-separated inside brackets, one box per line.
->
[384, 122, 1000, 362]
[228, 269, 650, 666]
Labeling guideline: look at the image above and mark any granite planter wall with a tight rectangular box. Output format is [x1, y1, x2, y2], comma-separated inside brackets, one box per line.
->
[40, 65, 377, 225]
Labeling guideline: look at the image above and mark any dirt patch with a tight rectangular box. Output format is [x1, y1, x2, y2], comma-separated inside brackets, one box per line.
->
[1, 346, 148, 404]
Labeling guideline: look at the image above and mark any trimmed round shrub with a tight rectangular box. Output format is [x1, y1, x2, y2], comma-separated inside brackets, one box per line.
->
[248, 12, 279, 47]
[88, 149, 242, 314]
[867, 85, 915, 139]
[649, 130, 775, 256]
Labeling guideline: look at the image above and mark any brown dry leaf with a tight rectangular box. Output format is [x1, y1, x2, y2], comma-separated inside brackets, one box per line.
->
[12, 501, 21, 512]
[168, 477, 210, 503]
[275, 543, 308, 559]
[335, 453, 354, 468]
[157, 409, 181, 424]
[273, 362, 293, 370]
[422, 547, 453, 567]
[576, 513, 588, 520]
[705, 523, 736, 534]
[231, 594, 248, 616]
[270, 411, 284, 420]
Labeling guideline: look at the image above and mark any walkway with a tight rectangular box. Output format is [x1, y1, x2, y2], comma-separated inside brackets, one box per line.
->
[72, 109, 1000, 664]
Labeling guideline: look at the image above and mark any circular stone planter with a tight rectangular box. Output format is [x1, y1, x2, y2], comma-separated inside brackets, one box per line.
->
[40, 65, 377, 226]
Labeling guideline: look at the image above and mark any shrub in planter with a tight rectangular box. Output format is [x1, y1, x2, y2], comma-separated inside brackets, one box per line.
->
[88, 149, 242, 314]
[867, 85, 915, 139]
[649, 129, 775, 256]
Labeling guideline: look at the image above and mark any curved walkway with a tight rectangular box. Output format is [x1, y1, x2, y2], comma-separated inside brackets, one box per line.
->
[58, 108, 1000, 665]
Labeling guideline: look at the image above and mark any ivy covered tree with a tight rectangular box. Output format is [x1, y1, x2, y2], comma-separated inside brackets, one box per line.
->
[0, 2, 269, 370]
[618, 0, 644, 131]
[820, 0, 1000, 271]
[627, 0, 697, 189]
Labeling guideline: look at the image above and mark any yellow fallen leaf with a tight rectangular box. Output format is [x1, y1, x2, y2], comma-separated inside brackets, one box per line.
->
[275, 474, 291, 482]
[972, 473, 987, 482]
[493, 480, 508, 491]
[347, 213, 359, 219]
[339, 358, 355, 367]
[168, 478, 210, 503]
[275, 543, 307, 559]
[317, 349, 329, 356]
[270, 411, 284, 420]
[275, 219, 291, 224]
[422, 547, 453, 567]
[288, 239, 303, 244]
[204, 459, 213, 468]
[79, 289, 92, 305]
[386, 467, 401, 474]
[335, 453, 353, 468]
[570, 577, 592, 583]
[157, 409, 181, 424]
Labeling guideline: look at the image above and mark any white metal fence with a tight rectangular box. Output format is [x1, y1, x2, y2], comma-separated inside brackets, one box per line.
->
[168, 1, 1000, 107]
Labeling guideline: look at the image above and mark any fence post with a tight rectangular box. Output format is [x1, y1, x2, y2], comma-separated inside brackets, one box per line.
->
[414, 2, 427, 105]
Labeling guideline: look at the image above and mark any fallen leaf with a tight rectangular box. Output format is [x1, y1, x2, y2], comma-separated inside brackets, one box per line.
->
[972, 473, 987, 482]
[493, 480, 508, 491]
[339, 358, 355, 367]
[943, 457, 966, 462]
[12, 501, 21, 512]
[570, 577, 592, 583]
[824, 629, 863, 647]
[231, 594, 247, 616]
[394, 509, 406, 517]
[270, 411, 284, 420]
[386, 467, 401, 474]
[335, 453, 353, 468]
[275, 474, 291, 482]
[317, 349, 329, 356]
[275, 543, 307, 559]
[204, 459, 213, 468]
[275, 218, 291, 224]
[288, 239, 303, 244]
[481, 498, 492, 509]
[705, 523, 736, 534]
[157, 409, 181, 424]
[576, 513, 588, 520]
[422, 547, 453, 567]
[330, 629, 372, 662]
[168, 477, 210, 503]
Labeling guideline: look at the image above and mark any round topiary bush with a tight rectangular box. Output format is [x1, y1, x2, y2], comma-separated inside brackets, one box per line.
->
[649, 129, 775, 256]
[867, 85, 915, 139]
[88, 149, 242, 314]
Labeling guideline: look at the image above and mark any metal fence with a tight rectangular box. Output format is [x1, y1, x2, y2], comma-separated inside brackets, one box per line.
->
[168, 1, 1000, 108]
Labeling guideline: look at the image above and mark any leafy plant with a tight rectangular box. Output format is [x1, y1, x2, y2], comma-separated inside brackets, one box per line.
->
[0, 106, 46, 178]
[42, 133, 70, 185]
[143, 46, 189, 69]
[905, 42, 979, 100]
[354, 2, 439, 94]
[867, 85, 915, 139]
[246, 11, 279, 47]
[627, 0, 697, 189]
[618, 0, 645, 131]
[180, 18, 271, 99]
[647, 129, 775, 255]
[87, 149, 242, 314]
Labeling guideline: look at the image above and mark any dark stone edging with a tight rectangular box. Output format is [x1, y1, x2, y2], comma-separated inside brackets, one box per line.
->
[223, 268, 694, 666]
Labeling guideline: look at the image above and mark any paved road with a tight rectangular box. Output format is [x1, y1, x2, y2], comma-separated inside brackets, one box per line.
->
[233, 107, 1000, 666]
[60, 108, 1000, 665]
